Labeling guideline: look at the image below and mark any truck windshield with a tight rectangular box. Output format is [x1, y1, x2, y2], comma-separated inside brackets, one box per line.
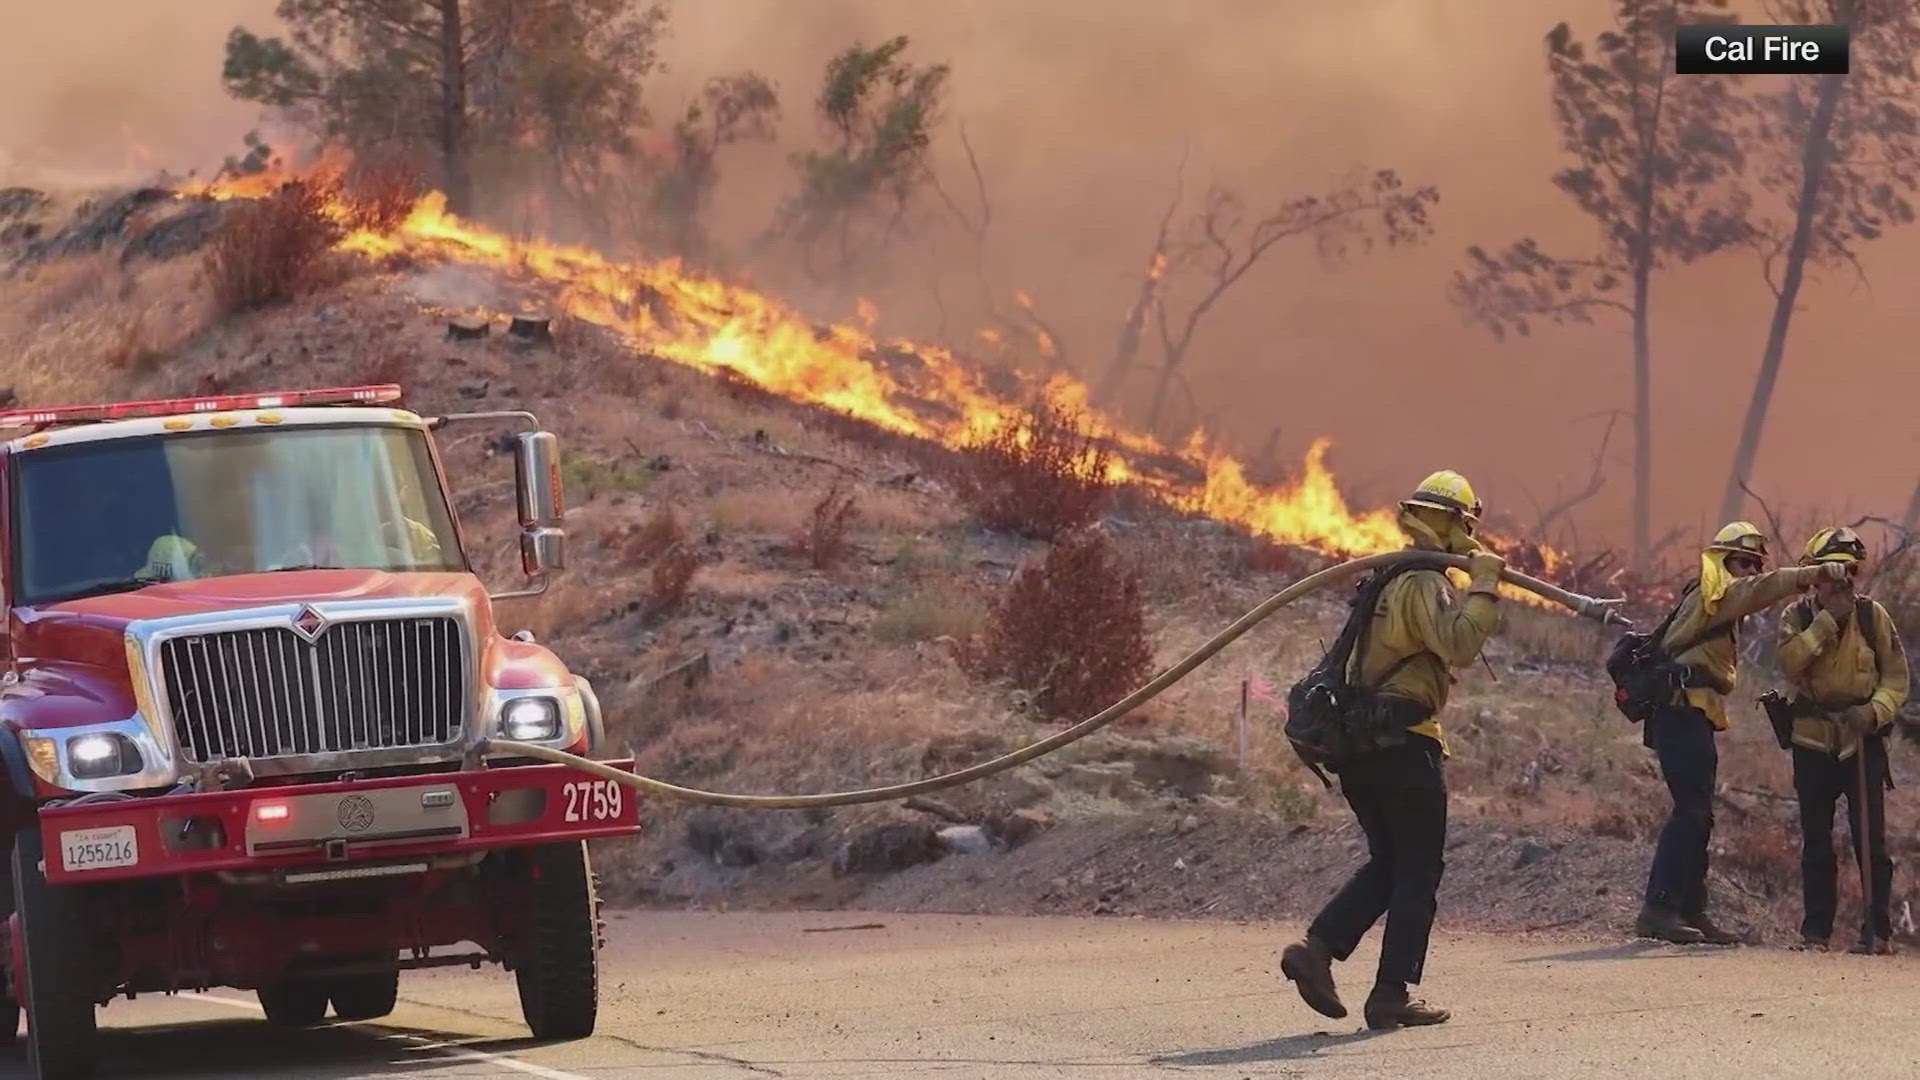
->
[11, 423, 465, 605]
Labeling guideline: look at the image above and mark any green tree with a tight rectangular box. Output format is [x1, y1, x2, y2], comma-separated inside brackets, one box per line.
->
[1450, 0, 1750, 567]
[647, 73, 781, 260]
[1719, 0, 1920, 524]
[774, 36, 951, 280]
[221, 0, 667, 219]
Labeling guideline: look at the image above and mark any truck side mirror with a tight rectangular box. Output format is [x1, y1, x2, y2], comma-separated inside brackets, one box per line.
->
[512, 431, 566, 579]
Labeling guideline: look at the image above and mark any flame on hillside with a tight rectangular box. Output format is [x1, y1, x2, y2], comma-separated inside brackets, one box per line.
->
[180, 163, 1570, 584]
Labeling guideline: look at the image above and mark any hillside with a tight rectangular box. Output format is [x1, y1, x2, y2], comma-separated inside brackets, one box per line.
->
[3, 181, 1916, 950]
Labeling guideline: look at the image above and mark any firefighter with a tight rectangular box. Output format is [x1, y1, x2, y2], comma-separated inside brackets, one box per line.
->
[1280, 469, 1504, 1029]
[1776, 527, 1909, 954]
[1634, 522, 1848, 945]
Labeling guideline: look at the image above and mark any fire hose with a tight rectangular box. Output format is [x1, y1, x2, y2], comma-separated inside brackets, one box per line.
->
[484, 550, 1630, 810]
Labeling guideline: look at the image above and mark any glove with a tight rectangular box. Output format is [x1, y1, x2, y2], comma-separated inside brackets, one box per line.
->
[1819, 560, 1852, 583]
[1841, 704, 1880, 735]
[1466, 550, 1506, 596]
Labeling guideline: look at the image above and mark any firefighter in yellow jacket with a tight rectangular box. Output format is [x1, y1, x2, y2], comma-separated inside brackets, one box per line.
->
[1281, 470, 1503, 1029]
[1635, 522, 1847, 944]
[1776, 527, 1909, 953]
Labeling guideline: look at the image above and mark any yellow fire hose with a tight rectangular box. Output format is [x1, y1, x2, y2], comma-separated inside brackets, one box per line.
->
[485, 550, 1629, 809]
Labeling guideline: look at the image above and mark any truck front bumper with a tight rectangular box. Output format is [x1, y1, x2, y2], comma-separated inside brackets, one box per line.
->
[37, 759, 642, 886]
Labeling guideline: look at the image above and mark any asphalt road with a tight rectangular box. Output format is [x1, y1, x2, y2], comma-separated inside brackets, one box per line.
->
[6, 910, 1920, 1078]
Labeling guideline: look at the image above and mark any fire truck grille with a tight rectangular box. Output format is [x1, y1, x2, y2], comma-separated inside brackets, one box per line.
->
[158, 617, 468, 762]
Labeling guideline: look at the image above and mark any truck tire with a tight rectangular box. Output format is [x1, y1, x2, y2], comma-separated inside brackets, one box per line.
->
[328, 954, 399, 1021]
[0, 839, 19, 1048]
[514, 841, 600, 1040]
[256, 979, 329, 1027]
[13, 828, 99, 1080]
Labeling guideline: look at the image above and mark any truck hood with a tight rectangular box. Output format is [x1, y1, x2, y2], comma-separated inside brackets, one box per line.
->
[12, 570, 488, 672]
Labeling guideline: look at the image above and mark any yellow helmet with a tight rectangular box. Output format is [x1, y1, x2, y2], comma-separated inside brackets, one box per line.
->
[1400, 469, 1482, 523]
[1706, 520, 1769, 563]
[1802, 525, 1867, 565]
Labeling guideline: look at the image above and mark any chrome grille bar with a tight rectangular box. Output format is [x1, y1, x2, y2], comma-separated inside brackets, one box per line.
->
[158, 616, 467, 763]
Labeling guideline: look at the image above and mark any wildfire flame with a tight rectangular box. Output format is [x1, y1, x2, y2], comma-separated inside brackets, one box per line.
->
[179, 161, 1572, 587]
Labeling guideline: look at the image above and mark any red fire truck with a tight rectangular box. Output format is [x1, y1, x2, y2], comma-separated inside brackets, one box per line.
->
[0, 385, 639, 1079]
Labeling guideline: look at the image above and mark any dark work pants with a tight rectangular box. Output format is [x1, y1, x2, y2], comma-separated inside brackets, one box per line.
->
[1793, 737, 1894, 942]
[1307, 736, 1447, 990]
[1643, 705, 1717, 915]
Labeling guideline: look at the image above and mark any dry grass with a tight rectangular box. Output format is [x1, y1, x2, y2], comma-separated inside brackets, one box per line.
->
[708, 488, 807, 533]
[872, 583, 989, 645]
[1497, 603, 1612, 667]
[0, 255, 211, 406]
[509, 578, 604, 641]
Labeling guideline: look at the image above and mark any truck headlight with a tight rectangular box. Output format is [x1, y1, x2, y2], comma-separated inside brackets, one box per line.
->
[67, 733, 145, 780]
[500, 697, 561, 741]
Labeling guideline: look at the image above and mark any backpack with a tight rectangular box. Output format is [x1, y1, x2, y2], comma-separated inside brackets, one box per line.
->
[1605, 580, 1734, 723]
[1284, 558, 1441, 784]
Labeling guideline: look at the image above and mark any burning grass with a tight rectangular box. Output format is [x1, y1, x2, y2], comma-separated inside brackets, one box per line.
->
[949, 401, 1116, 541]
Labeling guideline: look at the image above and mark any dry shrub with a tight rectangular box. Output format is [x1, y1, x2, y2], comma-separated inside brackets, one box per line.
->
[204, 179, 345, 314]
[647, 545, 700, 620]
[957, 527, 1154, 722]
[608, 504, 686, 569]
[951, 401, 1114, 540]
[341, 158, 425, 234]
[799, 483, 859, 569]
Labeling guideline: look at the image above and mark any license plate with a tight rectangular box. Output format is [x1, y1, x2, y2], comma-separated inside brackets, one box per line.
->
[59, 825, 139, 873]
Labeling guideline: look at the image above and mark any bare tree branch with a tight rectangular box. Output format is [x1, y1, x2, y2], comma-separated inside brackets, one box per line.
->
[1537, 412, 1619, 534]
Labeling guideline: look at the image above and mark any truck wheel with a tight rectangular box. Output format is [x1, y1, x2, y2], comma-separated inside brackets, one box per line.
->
[256, 980, 329, 1027]
[328, 954, 399, 1021]
[0, 839, 19, 1047]
[13, 828, 99, 1079]
[513, 841, 600, 1040]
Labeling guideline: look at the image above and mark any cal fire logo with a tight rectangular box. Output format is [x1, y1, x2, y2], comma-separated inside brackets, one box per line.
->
[337, 794, 377, 833]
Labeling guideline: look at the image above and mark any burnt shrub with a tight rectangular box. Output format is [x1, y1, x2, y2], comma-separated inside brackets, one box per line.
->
[957, 527, 1154, 722]
[799, 483, 859, 569]
[950, 401, 1114, 540]
[204, 179, 344, 314]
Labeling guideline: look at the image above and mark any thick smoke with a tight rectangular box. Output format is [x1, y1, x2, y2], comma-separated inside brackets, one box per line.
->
[8, 0, 1920, 553]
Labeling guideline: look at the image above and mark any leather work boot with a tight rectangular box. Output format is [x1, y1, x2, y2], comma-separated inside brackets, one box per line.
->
[1849, 936, 1896, 956]
[1364, 988, 1451, 1030]
[1634, 904, 1706, 945]
[1682, 912, 1741, 946]
[1792, 936, 1830, 953]
[1279, 938, 1347, 1019]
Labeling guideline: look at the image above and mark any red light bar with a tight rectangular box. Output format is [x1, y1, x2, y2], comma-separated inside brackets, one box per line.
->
[254, 802, 291, 824]
[0, 384, 403, 432]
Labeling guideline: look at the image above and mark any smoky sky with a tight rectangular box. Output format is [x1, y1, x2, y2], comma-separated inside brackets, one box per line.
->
[5, 0, 1917, 556]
